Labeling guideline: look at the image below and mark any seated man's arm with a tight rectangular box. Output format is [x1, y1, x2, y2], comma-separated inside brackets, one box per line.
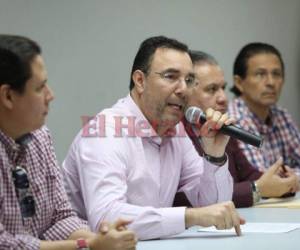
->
[41, 128, 89, 241]
[177, 136, 233, 206]
[63, 129, 187, 240]
[228, 139, 262, 207]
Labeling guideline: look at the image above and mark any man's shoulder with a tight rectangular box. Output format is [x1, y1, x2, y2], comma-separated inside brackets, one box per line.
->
[95, 95, 136, 124]
[29, 126, 54, 153]
[31, 126, 51, 142]
[228, 98, 253, 127]
[271, 105, 291, 117]
[228, 98, 246, 117]
[271, 105, 298, 127]
[28, 127, 58, 174]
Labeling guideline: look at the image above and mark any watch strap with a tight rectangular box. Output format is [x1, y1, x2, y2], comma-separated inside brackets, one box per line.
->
[203, 152, 227, 165]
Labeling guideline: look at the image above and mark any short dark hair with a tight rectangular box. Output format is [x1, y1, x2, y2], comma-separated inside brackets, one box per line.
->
[0, 34, 41, 93]
[189, 50, 219, 66]
[129, 36, 189, 90]
[231, 42, 285, 96]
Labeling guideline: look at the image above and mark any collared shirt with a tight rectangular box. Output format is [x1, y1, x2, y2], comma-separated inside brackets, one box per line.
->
[0, 127, 87, 250]
[228, 97, 300, 171]
[62, 94, 233, 240]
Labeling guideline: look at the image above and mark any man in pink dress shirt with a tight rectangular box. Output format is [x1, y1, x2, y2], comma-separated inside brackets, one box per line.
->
[63, 36, 245, 240]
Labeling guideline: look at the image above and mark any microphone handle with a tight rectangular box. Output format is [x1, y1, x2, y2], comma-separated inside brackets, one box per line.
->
[220, 124, 263, 148]
[198, 113, 263, 148]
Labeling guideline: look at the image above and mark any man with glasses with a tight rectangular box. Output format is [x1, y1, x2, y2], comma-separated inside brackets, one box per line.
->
[0, 35, 137, 250]
[63, 36, 245, 240]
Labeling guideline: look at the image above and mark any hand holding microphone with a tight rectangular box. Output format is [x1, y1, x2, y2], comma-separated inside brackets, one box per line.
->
[185, 107, 237, 158]
[185, 106, 263, 148]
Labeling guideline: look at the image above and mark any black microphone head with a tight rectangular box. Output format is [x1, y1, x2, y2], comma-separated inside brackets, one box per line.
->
[185, 106, 203, 124]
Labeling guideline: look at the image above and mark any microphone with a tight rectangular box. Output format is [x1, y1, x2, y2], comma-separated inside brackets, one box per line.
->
[185, 106, 263, 148]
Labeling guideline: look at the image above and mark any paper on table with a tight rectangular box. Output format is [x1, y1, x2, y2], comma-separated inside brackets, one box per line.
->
[254, 197, 300, 208]
[197, 223, 300, 234]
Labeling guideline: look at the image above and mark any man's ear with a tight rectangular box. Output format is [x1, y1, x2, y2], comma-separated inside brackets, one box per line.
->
[132, 70, 146, 94]
[233, 75, 244, 94]
[0, 84, 14, 109]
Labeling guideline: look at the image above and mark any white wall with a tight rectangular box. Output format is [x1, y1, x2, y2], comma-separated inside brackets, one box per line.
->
[0, 0, 299, 162]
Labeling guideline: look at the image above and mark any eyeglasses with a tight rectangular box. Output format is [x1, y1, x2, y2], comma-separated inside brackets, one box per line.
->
[12, 166, 35, 218]
[154, 71, 196, 87]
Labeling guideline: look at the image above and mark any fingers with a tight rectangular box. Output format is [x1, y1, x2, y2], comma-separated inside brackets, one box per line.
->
[216, 113, 235, 130]
[121, 231, 136, 241]
[119, 231, 137, 249]
[205, 108, 221, 130]
[224, 117, 236, 126]
[234, 225, 242, 236]
[199, 121, 214, 136]
[281, 174, 299, 191]
[239, 217, 246, 225]
[268, 157, 284, 174]
[98, 221, 109, 234]
[119, 238, 137, 249]
[283, 166, 298, 178]
[113, 218, 133, 231]
[124, 236, 138, 248]
[205, 109, 234, 130]
[109, 230, 137, 249]
[215, 113, 228, 130]
[123, 242, 137, 249]
[290, 186, 298, 193]
[223, 214, 232, 229]
[221, 203, 234, 229]
[227, 202, 243, 236]
[280, 167, 300, 191]
[212, 202, 243, 236]
[231, 209, 244, 236]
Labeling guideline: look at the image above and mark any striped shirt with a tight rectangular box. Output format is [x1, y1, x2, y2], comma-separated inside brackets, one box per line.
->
[228, 97, 300, 172]
[0, 127, 87, 250]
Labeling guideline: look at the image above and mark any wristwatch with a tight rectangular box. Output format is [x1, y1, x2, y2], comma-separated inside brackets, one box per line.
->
[76, 239, 90, 250]
[251, 181, 261, 204]
[202, 152, 227, 166]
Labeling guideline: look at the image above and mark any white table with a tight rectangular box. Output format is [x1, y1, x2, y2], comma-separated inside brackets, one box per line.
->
[137, 197, 300, 250]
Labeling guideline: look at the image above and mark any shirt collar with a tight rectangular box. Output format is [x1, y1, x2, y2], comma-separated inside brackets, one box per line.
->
[236, 97, 276, 134]
[0, 129, 32, 153]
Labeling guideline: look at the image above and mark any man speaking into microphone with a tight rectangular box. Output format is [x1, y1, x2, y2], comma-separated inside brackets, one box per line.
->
[63, 36, 245, 240]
